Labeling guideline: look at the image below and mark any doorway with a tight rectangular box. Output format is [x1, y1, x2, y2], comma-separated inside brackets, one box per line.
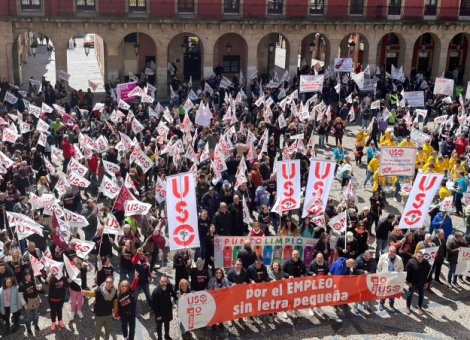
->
[183, 36, 202, 80]
[145, 56, 156, 84]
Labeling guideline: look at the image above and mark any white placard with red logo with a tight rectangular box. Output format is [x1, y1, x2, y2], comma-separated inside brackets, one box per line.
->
[124, 200, 152, 217]
[398, 173, 444, 229]
[28, 104, 41, 118]
[433, 78, 454, 96]
[456, 247, 470, 275]
[379, 147, 417, 177]
[96, 135, 109, 153]
[276, 160, 301, 211]
[51, 146, 64, 161]
[135, 150, 153, 174]
[420, 246, 439, 265]
[303, 159, 336, 217]
[4, 92, 18, 104]
[328, 211, 347, 234]
[103, 212, 124, 236]
[64, 208, 89, 228]
[48, 202, 64, 219]
[29, 192, 55, 209]
[59, 69, 71, 81]
[44, 257, 64, 280]
[102, 160, 120, 175]
[155, 176, 167, 204]
[299, 75, 324, 93]
[166, 172, 200, 250]
[334, 58, 353, 72]
[71, 239, 95, 259]
[404, 91, 424, 107]
[67, 171, 90, 188]
[68, 157, 88, 177]
[100, 176, 120, 199]
[3, 128, 18, 143]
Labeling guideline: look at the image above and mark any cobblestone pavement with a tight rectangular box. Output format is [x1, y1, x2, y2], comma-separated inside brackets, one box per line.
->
[9, 120, 470, 340]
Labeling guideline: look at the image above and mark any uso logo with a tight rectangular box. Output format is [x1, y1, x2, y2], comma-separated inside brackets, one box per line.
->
[171, 176, 196, 246]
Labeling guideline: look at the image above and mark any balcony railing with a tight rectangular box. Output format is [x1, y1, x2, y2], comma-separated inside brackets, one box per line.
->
[3, 2, 468, 22]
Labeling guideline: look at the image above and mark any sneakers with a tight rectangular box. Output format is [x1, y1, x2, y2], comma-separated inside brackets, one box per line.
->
[268, 315, 273, 323]
[316, 307, 325, 316]
[51, 323, 56, 331]
[393, 198, 397, 202]
[70, 312, 75, 320]
[378, 303, 384, 311]
[35, 325, 40, 332]
[389, 305, 396, 313]
[353, 307, 359, 314]
[58, 320, 65, 328]
[77, 310, 84, 319]
[309, 308, 314, 316]
[282, 312, 288, 319]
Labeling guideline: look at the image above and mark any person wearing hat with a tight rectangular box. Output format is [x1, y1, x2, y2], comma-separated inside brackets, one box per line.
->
[219, 180, 234, 206]
[201, 186, 220, 220]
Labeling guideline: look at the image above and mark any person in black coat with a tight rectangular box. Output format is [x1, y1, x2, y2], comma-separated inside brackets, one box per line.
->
[282, 250, 306, 278]
[226, 259, 249, 284]
[152, 275, 174, 340]
[212, 203, 233, 236]
[227, 195, 245, 236]
[186, 258, 210, 292]
[405, 250, 432, 315]
[336, 232, 360, 259]
[307, 252, 330, 276]
[173, 249, 191, 289]
[237, 240, 256, 270]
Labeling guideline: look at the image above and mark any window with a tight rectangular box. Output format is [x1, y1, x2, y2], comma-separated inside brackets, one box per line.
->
[309, 0, 323, 14]
[388, 33, 399, 45]
[224, 0, 239, 13]
[421, 33, 432, 46]
[460, 0, 470, 16]
[268, 0, 283, 14]
[424, 0, 436, 15]
[129, 0, 146, 11]
[21, 0, 41, 10]
[350, 0, 363, 15]
[223, 55, 240, 73]
[388, 0, 401, 15]
[453, 33, 463, 45]
[178, 0, 194, 12]
[77, 0, 95, 11]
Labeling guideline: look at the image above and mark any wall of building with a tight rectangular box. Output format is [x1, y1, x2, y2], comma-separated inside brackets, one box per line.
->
[95, 34, 105, 78]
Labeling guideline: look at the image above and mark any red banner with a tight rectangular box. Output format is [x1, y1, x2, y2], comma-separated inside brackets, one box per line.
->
[178, 273, 405, 331]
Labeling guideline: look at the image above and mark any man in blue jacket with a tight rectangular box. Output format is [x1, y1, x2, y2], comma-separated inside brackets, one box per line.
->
[430, 211, 452, 238]
[329, 257, 356, 313]
[247, 255, 268, 283]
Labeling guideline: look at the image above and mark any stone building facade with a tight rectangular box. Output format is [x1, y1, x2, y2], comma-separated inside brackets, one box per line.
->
[2, 0, 470, 98]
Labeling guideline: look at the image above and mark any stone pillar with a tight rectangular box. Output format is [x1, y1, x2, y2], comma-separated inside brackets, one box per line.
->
[432, 41, 449, 79]
[54, 40, 68, 84]
[403, 38, 415, 78]
[246, 41, 257, 95]
[0, 22, 14, 83]
[203, 37, 216, 79]
[156, 38, 170, 100]
[106, 39, 120, 83]
[288, 37, 301, 81]
[328, 38, 341, 70]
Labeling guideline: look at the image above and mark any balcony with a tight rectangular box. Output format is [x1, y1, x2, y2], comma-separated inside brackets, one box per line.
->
[3, 2, 468, 22]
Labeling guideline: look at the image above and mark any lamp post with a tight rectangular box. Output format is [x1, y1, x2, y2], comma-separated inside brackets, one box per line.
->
[226, 41, 232, 56]
[309, 39, 315, 61]
[133, 42, 140, 56]
[84, 45, 90, 57]
[267, 41, 274, 76]
[30, 41, 38, 57]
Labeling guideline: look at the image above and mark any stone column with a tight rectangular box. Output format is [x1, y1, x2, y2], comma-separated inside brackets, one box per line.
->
[106, 39, 120, 83]
[403, 37, 415, 78]
[156, 38, 170, 100]
[0, 22, 14, 83]
[432, 42, 449, 78]
[54, 40, 68, 84]
[246, 41, 258, 95]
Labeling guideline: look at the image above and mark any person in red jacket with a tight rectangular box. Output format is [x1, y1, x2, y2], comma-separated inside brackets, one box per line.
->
[88, 151, 99, 195]
[61, 134, 72, 172]
[250, 162, 263, 188]
[454, 133, 468, 156]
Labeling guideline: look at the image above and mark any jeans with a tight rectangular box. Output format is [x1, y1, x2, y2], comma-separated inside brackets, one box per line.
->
[395, 136, 403, 145]
[120, 311, 136, 340]
[89, 172, 97, 193]
[24, 307, 39, 330]
[361, 119, 370, 129]
[85, 230, 95, 241]
[375, 239, 387, 259]
[179, 320, 187, 334]
[448, 263, 458, 283]
[95, 315, 112, 340]
[120, 268, 135, 283]
[156, 320, 170, 339]
[271, 216, 279, 235]
[380, 298, 395, 306]
[406, 282, 425, 308]
[133, 281, 153, 308]
[318, 134, 326, 147]
[19, 239, 26, 255]
[455, 192, 464, 214]
[194, 241, 206, 262]
[466, 225, 470, 238]
[394, 182, 401, 198]
[158, 201, 166, 217]
[63, 157, 71, 173]
[363, 169, 374, 187]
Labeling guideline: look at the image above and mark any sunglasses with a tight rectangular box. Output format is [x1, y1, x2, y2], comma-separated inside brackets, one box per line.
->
[105, 281, 113, 284]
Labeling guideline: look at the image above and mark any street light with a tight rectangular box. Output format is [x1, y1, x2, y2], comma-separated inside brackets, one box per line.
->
[457, 40, 462, 51]
[309, 39, 315, 53]
[30, 41, 38, 57]
[267, 41, 275, 76]
[84, 45, 90, 57]
[421, 40, 427, 52]
[226, 42, 232, 55]
[386, 40, 392, 52]
[349, 41, 356, 53]
[181, 36, 188, 55]
[133, 42, 140, 56]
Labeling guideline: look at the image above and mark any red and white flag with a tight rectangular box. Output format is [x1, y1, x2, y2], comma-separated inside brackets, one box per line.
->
[100, 176, 120, 199]
[88, 80, 98, 91]
[328, 211, 347, 233]
[103, 212, 124, 236]
[276, 160, 301, 211]
[44, 257, 64, 280]
[303, 159, 336, 217]
[155, 176, 167, 204]
[71, 239, 95, 259]
[30, 255, 44, 276]
[124, 200, 152, 216]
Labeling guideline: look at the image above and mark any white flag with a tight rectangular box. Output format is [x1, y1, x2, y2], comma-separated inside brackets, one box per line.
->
[104, 212, 124, 236]
[44, 257, 64, 280]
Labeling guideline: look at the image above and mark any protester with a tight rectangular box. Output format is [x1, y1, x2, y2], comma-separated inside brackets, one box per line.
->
[405, 250, 432, 315]
[151, 275, 174, 340]
[377, 246, 403, 312]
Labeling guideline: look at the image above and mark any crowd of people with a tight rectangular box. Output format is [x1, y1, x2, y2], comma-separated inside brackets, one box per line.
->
[0, 59, 466, 340]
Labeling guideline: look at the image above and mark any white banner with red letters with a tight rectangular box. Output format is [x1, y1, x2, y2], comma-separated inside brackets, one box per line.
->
[100, 176, 120, 199]
[71, 239, 95, 259]
[398, 173, 444, 229]
[29, 192, 55, 209]
[64, 208, 89, 228]
[166, 172, 200, 250]
[276, 160, 301, 211]
[103, 212, 124, 236]
[379, 147, 417, 177]
[124, 200, 152, 216]
[303, 159, 336, 217]
[299, 75, 324, 93]
[456, 247, 470, 275]
[155, 176, 167, 204]
[67, 171, 90, 188]
[404, 91, 424, 107]
[68, 157, 88, 177]
[433, 78, 454, 96]
[102, 160, 120, 175]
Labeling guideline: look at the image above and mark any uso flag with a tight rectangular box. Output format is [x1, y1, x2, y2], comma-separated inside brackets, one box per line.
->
[276, 160, 301, 211]
[166, 172, 200, 250]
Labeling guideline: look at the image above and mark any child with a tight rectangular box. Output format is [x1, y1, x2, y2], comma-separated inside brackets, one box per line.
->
[443, 155, 450, 177]
[392, 176, 407, 202]
[354, 140, 364, 165]
[249, 222, 265, 237]
[68, 257, 93, 320]
[0, 276, 21, 333]
[45, 273, 69, 330]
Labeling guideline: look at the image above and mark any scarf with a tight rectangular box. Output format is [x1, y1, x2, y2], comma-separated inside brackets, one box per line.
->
[100, 283, 116, 301]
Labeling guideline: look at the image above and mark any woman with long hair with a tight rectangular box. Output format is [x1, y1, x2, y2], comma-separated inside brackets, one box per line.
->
[19, 270, 41, 335]
[278, 217, 300, 236]
[111, 239, 137, 283]
[7, 248, 25, 283]
[36, 176, 51, 196]
[45, 272, 69, 330]
[299, 217, 322, 239]
[68, 257, 93, 320]
[0, 276, 21, 333]
[267, 261, 287, 322]
[208, 268, 231, 330]
[115, 270, 139, 340]
[176, 279, 192, 339]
